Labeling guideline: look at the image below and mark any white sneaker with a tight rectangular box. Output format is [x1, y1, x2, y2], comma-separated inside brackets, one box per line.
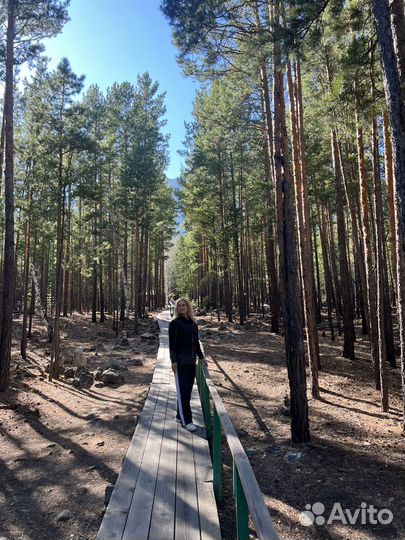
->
[175, 417, 182, 424]
[185, 423, 197, 432]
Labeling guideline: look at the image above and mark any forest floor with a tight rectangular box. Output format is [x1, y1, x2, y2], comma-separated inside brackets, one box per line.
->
[0, 312, 159, 540]
[0, 310, 404, 540]
[197, 312, 405, 540]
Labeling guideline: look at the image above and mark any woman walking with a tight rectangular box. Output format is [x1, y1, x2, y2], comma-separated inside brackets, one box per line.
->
[168, 298, 206, 431]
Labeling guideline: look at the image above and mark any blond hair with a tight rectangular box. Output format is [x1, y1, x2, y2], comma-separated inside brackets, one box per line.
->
[174, 297, 197, 323]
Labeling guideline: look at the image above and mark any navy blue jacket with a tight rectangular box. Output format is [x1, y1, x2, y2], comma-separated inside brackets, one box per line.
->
[168, 315, 204, 365]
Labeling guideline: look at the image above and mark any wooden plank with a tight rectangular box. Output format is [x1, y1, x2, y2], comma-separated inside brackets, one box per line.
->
[190, 382, 212, 482]
[195, 480, 222, 540]
[96, 383, 162, 540]
[151, 370, 171, 386]
[192, 427, 213, 484]
[190, 383, 207, 439]
[192, 418, 221, 540]
[191, 382, 220, 539]
[148, 385, 179, 540]
[122, 382, 170, 540]
[152, 335, 172, 385]
[203, 358, 279, 540]
[175, 423, 201, 540]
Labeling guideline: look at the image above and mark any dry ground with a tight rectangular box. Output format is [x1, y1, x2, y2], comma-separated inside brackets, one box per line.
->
[0, 312, 158, 540]
[197, 313, 405, 540]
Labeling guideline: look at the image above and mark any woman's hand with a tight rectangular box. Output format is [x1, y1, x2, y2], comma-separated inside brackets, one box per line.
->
[172, 362, 178, 374]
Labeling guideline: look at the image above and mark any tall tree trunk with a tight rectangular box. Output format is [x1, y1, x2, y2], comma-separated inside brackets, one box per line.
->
[0, 0, 16, 391]
[319, 205, 335, 341]
[331, 129, 355, 359]
[390, 0, 405, 82]
[212, 232, 221, 322]
[383, 110, 398, 303]
[287, 58, 320, 396]
[111, 225, 118, 335]
[99, 258, 105, 323]
[296, 54, 322, 354]
[371, 114, 396, 369]
[120, 222, 128, 321]
[372, 0, 405, 424]
[313, 222, 322, 323]
[142, 227, 148, 316]
[272, 0, 310, 443]
[356, 112, 380, 385]
[0, 105, 6, 196]
[340, 139, 369, 336]
[28, 232, 37, 338]
[118, 235, 129, 341]
[31, 264, 53, 342]
[28, 279, 35, 339]
[218, 166, 232, 321]
[389, 0, 405, 407]
[328, 206, 342, 334]
[49, 160, 66, 380]
[63, 186, 72, 317]
[98, 173, 105, 321]
[92, 217, 98, 324]
[230, 152, 245, 324]
[372, 114, 389, 410]
[259, 66, 280, 333]
[107, 243, 113, 316]
[130, 233, 135, 311]
[49, 98, 73, 378]
[21, 190, 32, 359]
[42, 245, 49, 318]
[134, 220, 140, 332]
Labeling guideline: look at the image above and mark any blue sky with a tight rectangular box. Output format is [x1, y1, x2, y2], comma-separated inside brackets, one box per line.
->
[41, 0, 199, 179]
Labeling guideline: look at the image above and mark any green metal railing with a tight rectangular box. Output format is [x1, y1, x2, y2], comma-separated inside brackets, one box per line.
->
[197, 356, 279, 540]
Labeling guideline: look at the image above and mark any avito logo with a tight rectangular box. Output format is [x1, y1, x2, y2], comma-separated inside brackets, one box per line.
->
[299, 502, 393, 526]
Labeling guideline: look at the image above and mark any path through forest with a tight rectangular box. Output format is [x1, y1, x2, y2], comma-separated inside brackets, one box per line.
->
[1, 310, 404, 540]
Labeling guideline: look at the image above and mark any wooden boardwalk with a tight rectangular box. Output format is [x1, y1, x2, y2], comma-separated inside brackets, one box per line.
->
[96, 311, 221, 540]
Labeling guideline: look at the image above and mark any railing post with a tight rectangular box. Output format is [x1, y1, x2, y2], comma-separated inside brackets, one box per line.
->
[201, 376, 212, 438]
[196, 357, 202, 390]
[233, 462, 249, 540]
[213, 405, 222, 503]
